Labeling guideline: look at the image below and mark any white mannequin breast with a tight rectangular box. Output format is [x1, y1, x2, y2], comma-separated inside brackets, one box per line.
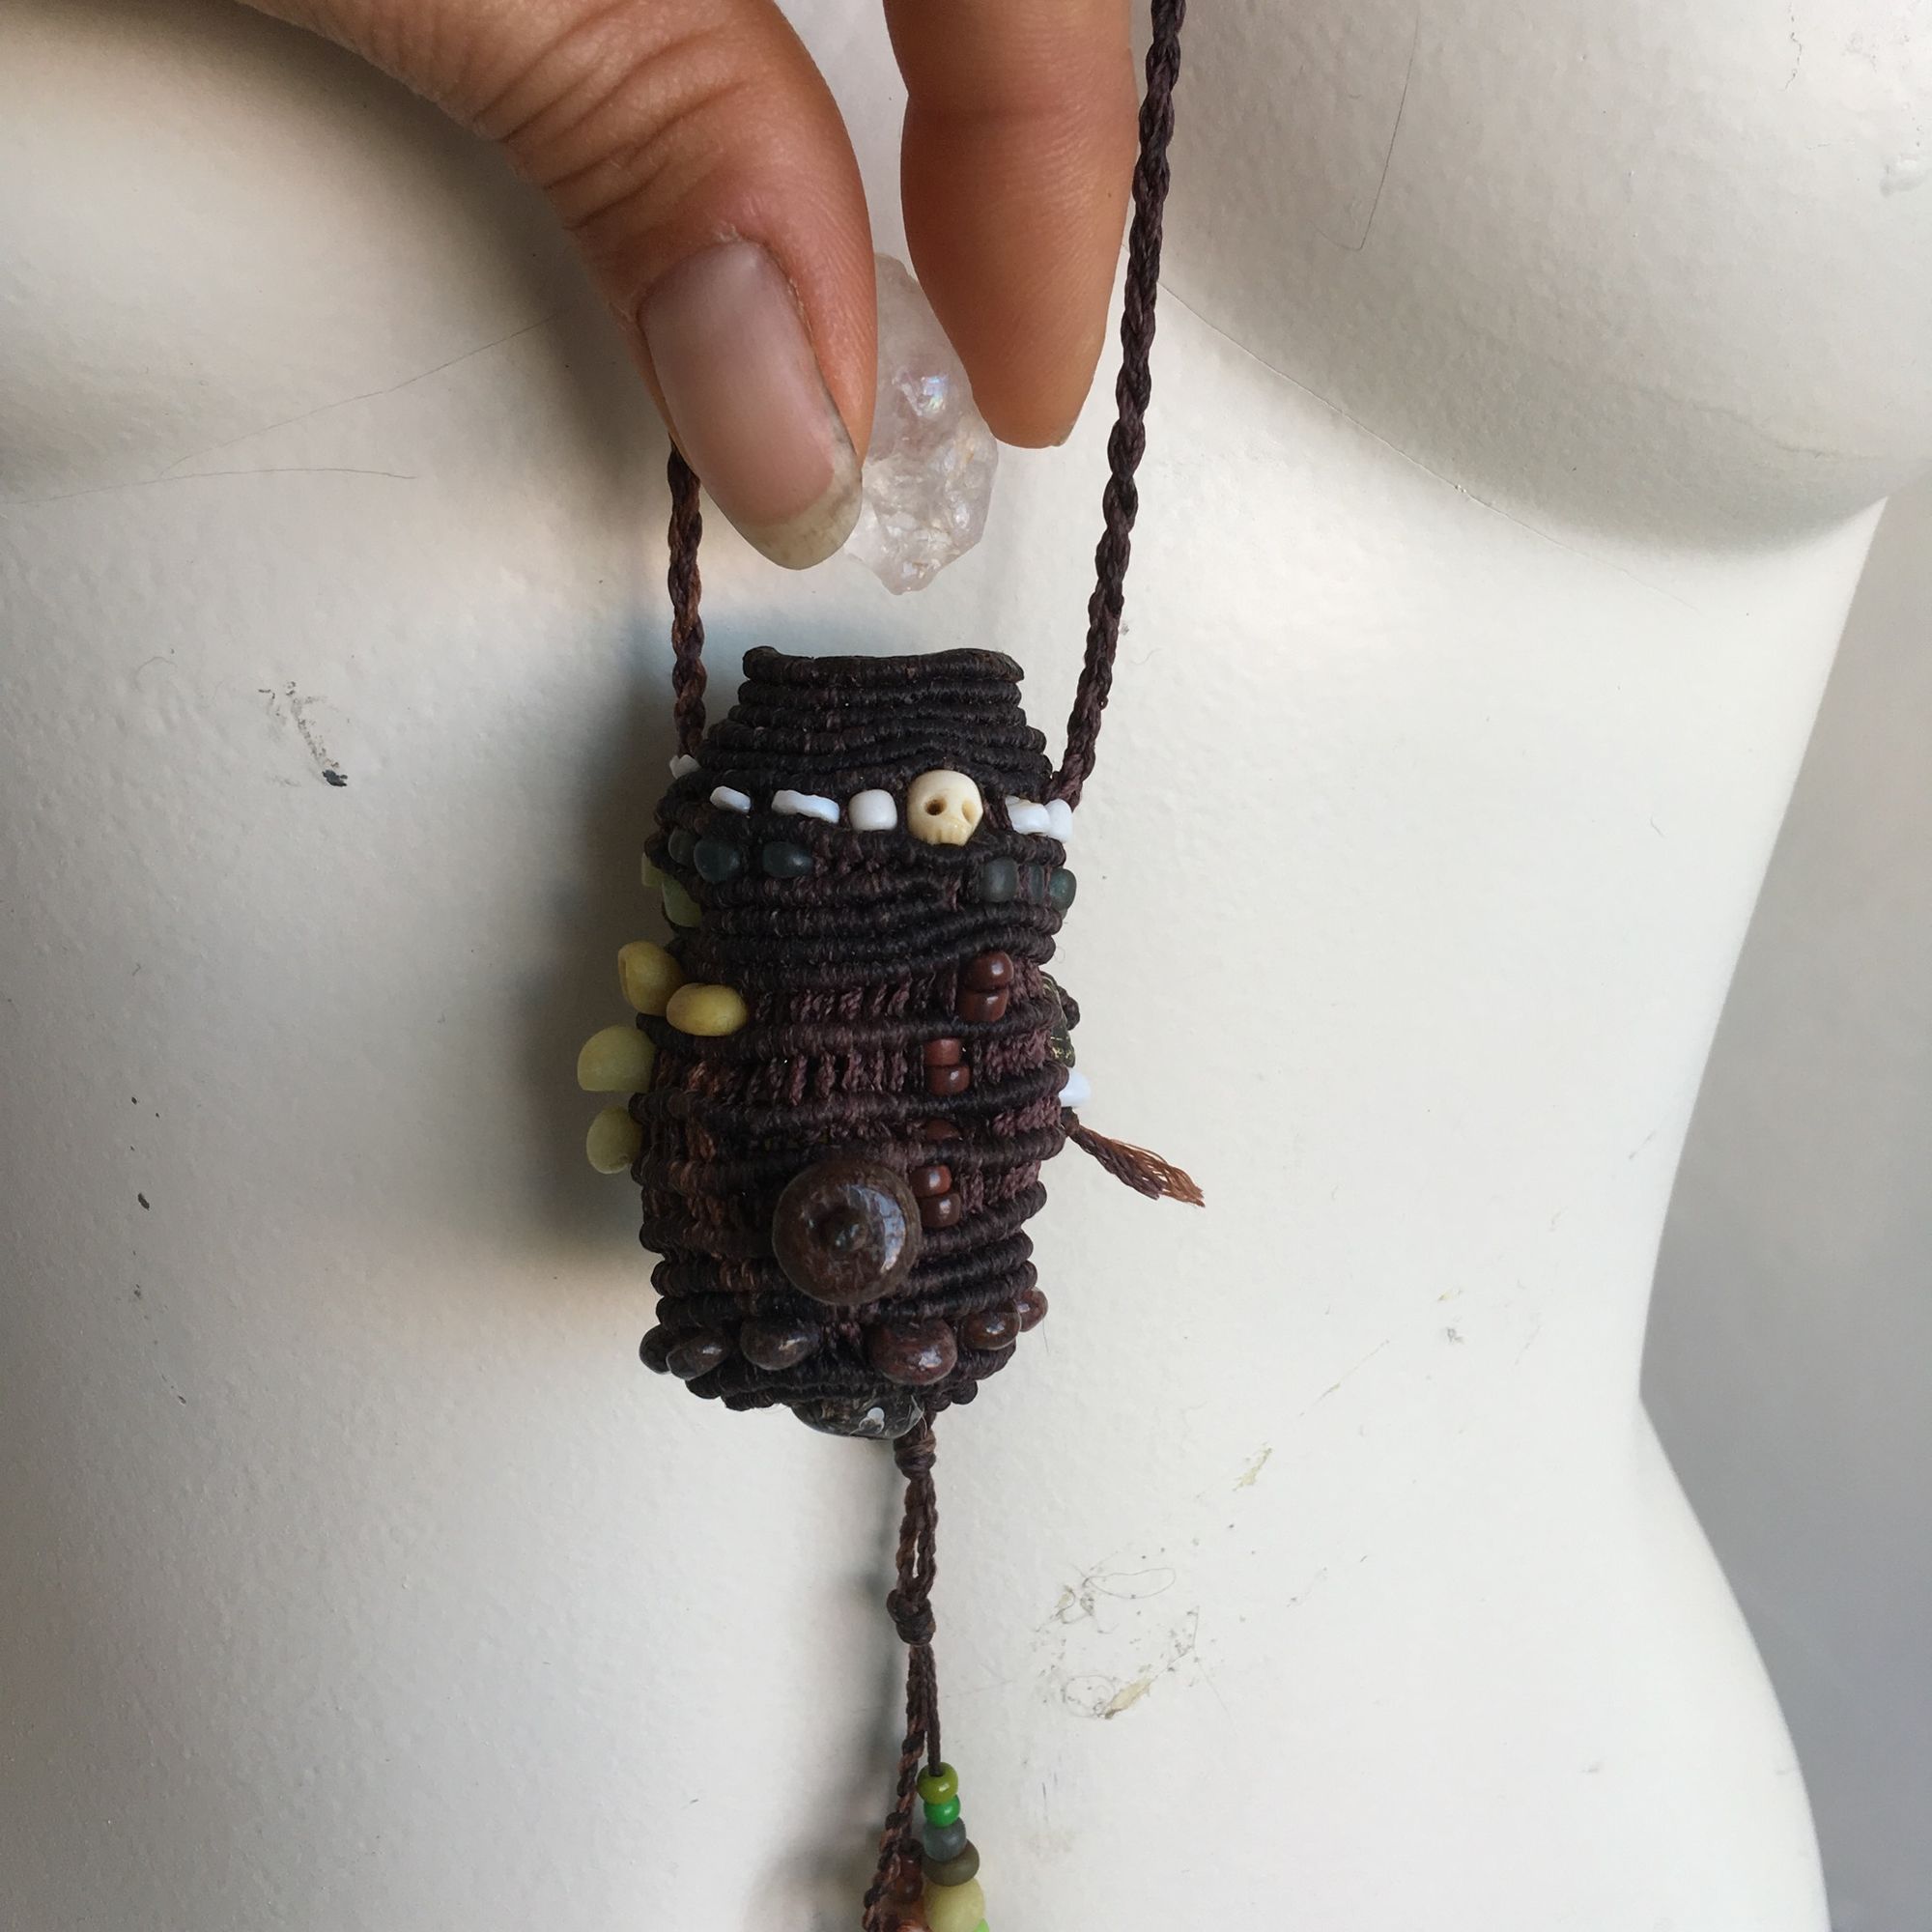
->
[2, 3, 1926, 1929]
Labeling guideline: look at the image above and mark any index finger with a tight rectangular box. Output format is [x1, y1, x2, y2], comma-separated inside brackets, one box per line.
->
[885, 0, 1137, 447]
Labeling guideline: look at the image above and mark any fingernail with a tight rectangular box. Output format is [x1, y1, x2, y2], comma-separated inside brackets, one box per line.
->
[642, 242, 861, 569]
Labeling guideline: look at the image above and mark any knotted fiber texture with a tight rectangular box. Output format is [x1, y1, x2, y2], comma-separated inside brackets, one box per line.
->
[635, 647, 1075, 1422]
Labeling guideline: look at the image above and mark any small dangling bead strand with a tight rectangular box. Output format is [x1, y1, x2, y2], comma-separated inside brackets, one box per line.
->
[915, 1764, 987, 1932]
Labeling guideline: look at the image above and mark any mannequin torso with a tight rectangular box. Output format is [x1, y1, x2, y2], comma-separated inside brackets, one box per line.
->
[3, 2, 1927, 1928]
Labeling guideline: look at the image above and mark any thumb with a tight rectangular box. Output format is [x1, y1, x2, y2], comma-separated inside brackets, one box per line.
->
[246, 0, 875, 568]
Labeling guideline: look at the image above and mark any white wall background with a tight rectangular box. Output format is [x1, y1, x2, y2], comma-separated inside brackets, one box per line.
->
[1646, 481, 1932, 1932]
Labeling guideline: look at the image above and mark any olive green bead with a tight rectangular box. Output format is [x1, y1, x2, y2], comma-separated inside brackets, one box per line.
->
[923, 1842, 980, 1889]
[666, 982, 749, 1037]
[1046, 867, 1077, 911]
[661, 874, 702, 927]
[577, 1024, 657, 1093]
[917, 1763, 958, 1806]
[584, 1106, 642, 1175]
[922, 1795, 960, 1830]
[618, 940, 684, 1016]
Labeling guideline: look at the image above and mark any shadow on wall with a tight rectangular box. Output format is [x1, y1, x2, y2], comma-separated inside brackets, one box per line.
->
[1645, 481, 1932, 1932]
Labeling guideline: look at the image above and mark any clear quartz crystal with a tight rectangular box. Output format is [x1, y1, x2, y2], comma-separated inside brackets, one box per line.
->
[845, 256, 998, 594]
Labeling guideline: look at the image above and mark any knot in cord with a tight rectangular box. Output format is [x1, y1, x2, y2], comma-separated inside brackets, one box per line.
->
[887, 1589, 935, 1648]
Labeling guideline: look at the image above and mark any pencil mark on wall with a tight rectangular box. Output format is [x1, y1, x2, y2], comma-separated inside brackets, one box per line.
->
[261, 683, 349, 788]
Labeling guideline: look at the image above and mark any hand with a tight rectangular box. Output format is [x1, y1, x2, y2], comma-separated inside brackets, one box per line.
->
[242, 0, 1136, 567]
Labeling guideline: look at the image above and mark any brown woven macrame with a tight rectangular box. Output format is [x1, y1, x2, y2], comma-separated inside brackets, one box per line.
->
[622, 7, 1191, 1924]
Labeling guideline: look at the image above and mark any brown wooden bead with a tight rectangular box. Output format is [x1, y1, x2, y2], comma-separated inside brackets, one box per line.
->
[956, 988, 1008, 1025]
[963, 951, 1013, 991]
[919, 1191, 962, 1231]
[922, 1037, 963, 1066]
[919, 1119, 962, 1143]
[639, 1326, 674, 1374]
[925, 1063, 971, 1097]
[908, 1163, 952, 1199]
[866, 1318, 958, 1386]
[1014, 1285, 1049, 1330]
[959, 1305, 1020, 1350]
[739, 1317, 822, 1371]
[772, 1157, 923, 1307]
[667, 1329, 733, 1379]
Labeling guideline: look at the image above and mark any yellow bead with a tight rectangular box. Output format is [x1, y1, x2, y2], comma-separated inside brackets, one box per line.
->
[665, 983, 749, 1037]
[923, 1876, 985, 1932]
[577, 1024, 657, 1093]
[584, 1106, 642, 1175]
[641, 855, 664, 889]
[618, 940, 684, 1015]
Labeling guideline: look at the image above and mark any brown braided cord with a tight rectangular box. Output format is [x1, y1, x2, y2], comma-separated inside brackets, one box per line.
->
[1052, 0, 1185, 808]
[860, 1421, 942, 1932]
[662, 0, 1186, 810]
[668, 448, 706, 755]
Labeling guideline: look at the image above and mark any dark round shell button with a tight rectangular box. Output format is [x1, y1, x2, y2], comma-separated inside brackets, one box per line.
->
[772, 1157, 923, 1307]
[793, 1389, 924, 1439]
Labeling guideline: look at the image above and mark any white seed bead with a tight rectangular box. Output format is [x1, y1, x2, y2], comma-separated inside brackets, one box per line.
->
[1059, 1066, 1093, 1110]
[668, 753, 700, 779]
[709, 784, 752, 812]
[847, 789, 898, 832]
[772, 788, 839, 823]
[1044, 797, 1074, 842]
[584, 1105, 643, 1175]
[578, 1024, 658, 1093]
[1004, 796, 1052, 836]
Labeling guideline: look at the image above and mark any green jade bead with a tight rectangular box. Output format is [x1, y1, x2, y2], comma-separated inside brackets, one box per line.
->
[917, 1763, 958, 1806]
[661, 875, 702, 927]
[922, 1795, 961, 1831]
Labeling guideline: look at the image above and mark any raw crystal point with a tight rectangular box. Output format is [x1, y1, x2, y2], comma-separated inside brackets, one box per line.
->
[846, 256, 998, 594]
